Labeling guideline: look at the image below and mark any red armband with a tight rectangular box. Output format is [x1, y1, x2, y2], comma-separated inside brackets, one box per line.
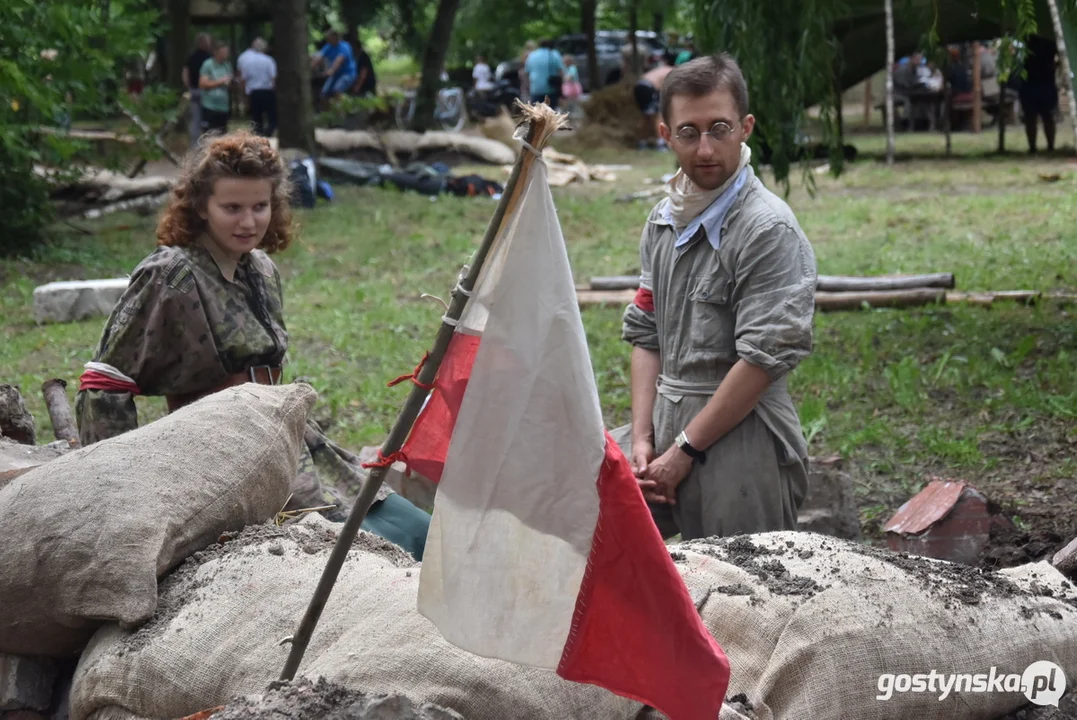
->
[633, 287, 655, 313]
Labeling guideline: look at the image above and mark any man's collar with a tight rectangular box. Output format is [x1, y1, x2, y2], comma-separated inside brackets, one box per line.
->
[651, 166, 750, 251]
[199, 236, 239, 283]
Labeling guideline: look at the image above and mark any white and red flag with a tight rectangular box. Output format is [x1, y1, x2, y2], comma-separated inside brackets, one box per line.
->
[395, 154, 730, 719]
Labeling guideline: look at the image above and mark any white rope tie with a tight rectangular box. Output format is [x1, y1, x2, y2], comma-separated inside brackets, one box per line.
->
[441, 315, 460, 327]
[518, 139, 544, 162]
[454, 282, 473, 297]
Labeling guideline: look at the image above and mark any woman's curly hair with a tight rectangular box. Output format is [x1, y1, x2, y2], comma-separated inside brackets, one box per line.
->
[157, 130, 293, 253]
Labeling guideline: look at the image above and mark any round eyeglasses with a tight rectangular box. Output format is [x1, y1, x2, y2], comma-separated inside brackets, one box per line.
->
[674, 121, 738, 146]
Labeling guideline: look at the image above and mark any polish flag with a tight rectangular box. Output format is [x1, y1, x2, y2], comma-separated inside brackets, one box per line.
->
[398, 159, 730, 718]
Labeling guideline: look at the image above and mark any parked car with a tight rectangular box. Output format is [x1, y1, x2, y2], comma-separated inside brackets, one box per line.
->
[494, 33, 626, 95]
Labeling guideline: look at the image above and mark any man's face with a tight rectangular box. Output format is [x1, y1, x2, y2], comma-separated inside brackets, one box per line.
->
[215, 46, 230, 62]
[660, 88, 754, 191]
[327, 32, 339, 46]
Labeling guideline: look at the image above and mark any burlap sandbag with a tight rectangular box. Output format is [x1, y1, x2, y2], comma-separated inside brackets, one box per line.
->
[670, 532, 1077, 720]
[0, 383, 313, 657]
[70, 515, 644, 720]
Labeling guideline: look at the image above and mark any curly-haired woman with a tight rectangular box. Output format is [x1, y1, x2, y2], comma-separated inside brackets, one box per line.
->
[75, 130, 430, 560]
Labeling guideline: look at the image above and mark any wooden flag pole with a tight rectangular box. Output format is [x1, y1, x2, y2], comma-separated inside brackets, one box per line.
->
[280, 103, 567, 681]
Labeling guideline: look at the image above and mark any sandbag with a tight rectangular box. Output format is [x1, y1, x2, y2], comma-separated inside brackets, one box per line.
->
[70, 515, 643, 720]
[0, 384, 313, 657]
[673, 532, 1077, 720]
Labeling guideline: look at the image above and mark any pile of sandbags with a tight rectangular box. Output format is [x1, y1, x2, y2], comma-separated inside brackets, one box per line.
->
[0, 383, 314, 657]
[660, 532, 1077, 720]
[309, 128, 515, 167]
[69, 515, 645, 720]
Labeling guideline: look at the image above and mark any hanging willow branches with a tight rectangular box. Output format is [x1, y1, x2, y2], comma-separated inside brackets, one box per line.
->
[691, 0, 846, 194]
[691, 0, 1058, 191]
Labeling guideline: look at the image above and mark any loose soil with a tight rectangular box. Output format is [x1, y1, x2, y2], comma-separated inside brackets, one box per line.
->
[848, 423, 1077, 576]
[122, 520, 414, 650]
[682, 534, 1077, 610]
[207, 676, 462, 720]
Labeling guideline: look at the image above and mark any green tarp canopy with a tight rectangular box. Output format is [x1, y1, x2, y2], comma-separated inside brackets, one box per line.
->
[834, 0, 1077, 91]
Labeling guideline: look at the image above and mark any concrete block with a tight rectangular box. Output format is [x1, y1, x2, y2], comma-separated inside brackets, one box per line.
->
[0, 655, 57, 712]
[32, 278, 129, 324]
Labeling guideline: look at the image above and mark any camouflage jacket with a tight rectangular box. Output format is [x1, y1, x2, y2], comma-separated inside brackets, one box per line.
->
[74, 239, 392, 509]
[75, 240, 288, 444]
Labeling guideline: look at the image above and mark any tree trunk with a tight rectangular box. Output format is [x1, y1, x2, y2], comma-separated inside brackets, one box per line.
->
[396, 0, 423, 59]
[166, 0, 190, 91]
[652, 11, 664, 34]
[41, 379, 79, 446]
[884, 0, 895, 166]
[1046, 0, 1077, 154]
[412, 0, 461, 131]
[581, 0, 599, 91]
[273, 0, 316, 153]
[628, 1, 639, 76]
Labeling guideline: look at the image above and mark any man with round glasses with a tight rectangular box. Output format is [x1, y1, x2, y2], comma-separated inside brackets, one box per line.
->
[620, 53, 818, 541]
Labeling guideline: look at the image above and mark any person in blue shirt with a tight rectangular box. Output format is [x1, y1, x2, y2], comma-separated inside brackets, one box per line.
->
[524, 38, 564, 109]
[311, 29, 357, 108]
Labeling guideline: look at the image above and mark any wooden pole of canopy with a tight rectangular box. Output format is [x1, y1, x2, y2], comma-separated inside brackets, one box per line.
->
[1045, 0, 1077, 154]
[885, 0, 896, 165]
[972, 42, 983, 133]
[279, 103, 567, 681]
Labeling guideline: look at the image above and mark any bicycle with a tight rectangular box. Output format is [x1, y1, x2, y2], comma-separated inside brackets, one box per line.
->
[395, 86, 466, 132]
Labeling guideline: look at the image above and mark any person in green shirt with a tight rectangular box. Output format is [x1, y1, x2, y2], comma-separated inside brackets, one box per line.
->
[675, 40, 696, 66]
[199, 41, 234, 136]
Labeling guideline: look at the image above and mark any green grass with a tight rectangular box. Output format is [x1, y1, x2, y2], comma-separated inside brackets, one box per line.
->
[3, 128, 1076, 538]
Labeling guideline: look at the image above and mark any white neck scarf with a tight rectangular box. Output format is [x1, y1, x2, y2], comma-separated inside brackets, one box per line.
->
[666, 143, 752, 232]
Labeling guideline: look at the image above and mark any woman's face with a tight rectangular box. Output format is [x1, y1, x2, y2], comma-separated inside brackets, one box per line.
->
[200, 177, 273, 259]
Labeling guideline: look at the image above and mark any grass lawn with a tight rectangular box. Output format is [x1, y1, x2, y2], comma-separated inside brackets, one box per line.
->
[2, 126, 1074, 561]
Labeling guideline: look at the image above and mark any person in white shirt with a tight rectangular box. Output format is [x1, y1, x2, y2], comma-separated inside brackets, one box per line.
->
[236, 37, 277, 137]
[473, 55, 494, 96]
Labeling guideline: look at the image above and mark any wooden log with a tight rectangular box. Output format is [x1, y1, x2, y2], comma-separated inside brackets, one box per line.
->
[815, 289, 946, 311]
[589, 272, 956, 293]
[1053, 536, 1077, 579]
[41, 379, 80, 447]
[590, 275, 640, 291]
[576, 288, 1077, 310]
[816, 273, 955, 292]
[0, 385, 36, 445]
[577, 289, 637, 307]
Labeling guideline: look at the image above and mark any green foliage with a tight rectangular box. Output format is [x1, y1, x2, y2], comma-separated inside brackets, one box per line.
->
[315, 92, 402, 129]
[0, 0, 160, 256]
[692, 0, 846, 195]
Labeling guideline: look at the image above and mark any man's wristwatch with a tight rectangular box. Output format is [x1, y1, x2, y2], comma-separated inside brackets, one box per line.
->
[674, 431, 707, 465]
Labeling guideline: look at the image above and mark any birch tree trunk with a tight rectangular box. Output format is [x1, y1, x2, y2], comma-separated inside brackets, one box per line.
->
[1046, 0, 1077, 153]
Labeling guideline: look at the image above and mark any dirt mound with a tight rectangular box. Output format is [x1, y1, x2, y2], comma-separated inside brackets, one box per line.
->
[207, 677, 463, 720]
[121, 519, 415, 652]
[578, 81, 642, 148]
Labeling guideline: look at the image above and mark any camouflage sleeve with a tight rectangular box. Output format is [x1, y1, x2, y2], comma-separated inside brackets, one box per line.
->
[75, 249, 214, 445]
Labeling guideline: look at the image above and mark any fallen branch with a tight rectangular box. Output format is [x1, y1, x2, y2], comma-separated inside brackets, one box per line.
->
[0, 385, 36, 445]
[588, 272, 957, 293]
[119, 106, 183, 167]
[82, 191, 169, 220]
[42, 379, 80, 447]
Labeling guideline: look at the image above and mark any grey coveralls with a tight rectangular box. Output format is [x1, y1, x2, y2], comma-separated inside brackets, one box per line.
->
[619, 166, 817, 540]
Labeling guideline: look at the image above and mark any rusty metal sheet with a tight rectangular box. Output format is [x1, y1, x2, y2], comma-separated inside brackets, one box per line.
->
[883, 479, 967, 535]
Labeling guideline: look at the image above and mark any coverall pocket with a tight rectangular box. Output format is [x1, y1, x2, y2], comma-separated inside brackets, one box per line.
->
[687, 275, 733, 350]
